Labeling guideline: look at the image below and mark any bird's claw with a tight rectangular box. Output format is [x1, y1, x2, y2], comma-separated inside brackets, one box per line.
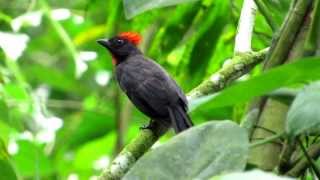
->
[139, 124, 152, 130]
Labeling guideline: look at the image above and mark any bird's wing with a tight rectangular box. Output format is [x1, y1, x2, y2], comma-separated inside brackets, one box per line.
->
[128, 76, 174, 118]
[116, 56, 187, 117]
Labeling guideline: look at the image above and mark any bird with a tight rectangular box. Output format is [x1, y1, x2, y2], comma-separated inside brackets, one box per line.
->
[97, 32, 193, 133]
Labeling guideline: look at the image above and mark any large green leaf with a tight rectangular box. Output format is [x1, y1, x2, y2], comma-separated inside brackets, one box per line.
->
[123, 0, 199, 18]
[286, 81, 320, 137]
[191, 57, 320, 111]
[211, 169, 293, 180]
[123, 121, 249, 180]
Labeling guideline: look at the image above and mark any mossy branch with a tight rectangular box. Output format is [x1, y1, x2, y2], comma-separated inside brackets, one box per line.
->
[98, 48, 268, 180]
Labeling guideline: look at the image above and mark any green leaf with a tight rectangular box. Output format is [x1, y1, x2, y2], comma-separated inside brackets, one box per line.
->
[12, 140, 54, 177]
[211, 169, 293, 180]
[192, 57, 320, 110]
[148, 3, 199, 58]
[123, 121, 249, 180]
[3, 83, 29, 100]
[73, 132, 115, 170]
[0, 139, 9, 160]
[23, 64, 88, 95]
[306, 0, 320, 54]
[286, 81, 320, 137]
[187, 0, 230, 88]
[0, 121, 14, 145]
[0, 100, 9, 122]
[0, 159, 17, 180]
[0, 139, 18, 180]
[123, 0, 199, 18]
[63, 111, 115, 149]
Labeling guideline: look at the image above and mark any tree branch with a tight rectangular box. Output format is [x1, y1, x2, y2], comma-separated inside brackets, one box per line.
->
[98, 48, 268, 180]
[250, 132, 285, 148]
[263, 0, 313, 69]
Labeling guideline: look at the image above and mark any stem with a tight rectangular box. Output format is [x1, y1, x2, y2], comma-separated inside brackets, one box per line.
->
[286, 143, 320, 177]
[250, 132, 284, 148]
[4, 57, 26, 87]
[235, 0, 257, 54]
[298, 139, 320, 178]
[39, 0, 78, 77]
[99, 48, 269, 180]
[248, 0, 314, 171]
[253, 0, 277, 31]
[114, 88, 124, 155]
[264, 0, 313, 69]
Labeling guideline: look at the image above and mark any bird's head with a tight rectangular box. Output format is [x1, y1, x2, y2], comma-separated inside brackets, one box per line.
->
[97, 32, 142, 65]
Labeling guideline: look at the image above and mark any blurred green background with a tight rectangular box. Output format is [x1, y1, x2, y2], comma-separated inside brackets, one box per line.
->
[0, 0, 291, 179]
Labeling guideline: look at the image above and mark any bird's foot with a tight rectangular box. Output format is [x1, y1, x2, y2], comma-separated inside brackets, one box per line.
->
[139, 124, 153, 130]
[139, 119, 157, 130]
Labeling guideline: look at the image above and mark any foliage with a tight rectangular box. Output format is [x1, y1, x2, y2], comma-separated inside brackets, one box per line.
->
[286, 81, 320, 137]
[124, 121, 248, 180]
[0, 0, 319, 179]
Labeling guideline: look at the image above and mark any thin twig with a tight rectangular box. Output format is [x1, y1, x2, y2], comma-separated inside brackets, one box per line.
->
[286, 143, 320, 177]
[250, 132, 285, 148]
[40, 0, 78, 77]
[298, 139, 320, 178]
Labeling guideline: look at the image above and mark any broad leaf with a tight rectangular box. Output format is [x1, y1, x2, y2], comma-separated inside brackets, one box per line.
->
[123, 121, 249, 180]
[286, 81, 320, 137]
[191, 57, 320, 111]
[212, 169, 293, 180]
[123, 0, 199, 18]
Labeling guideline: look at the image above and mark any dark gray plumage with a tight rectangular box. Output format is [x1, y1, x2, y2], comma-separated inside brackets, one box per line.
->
[97, 35, 193, 133]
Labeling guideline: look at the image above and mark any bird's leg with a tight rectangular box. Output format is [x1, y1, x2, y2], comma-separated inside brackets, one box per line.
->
[139, 119, 171, 136]
[140, 119, 157, 130]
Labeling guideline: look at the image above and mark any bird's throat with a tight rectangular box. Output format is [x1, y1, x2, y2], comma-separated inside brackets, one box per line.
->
[112, 56, 117, 65]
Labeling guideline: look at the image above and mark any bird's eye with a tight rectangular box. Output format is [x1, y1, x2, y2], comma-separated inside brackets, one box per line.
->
[116, 39, 124, 45]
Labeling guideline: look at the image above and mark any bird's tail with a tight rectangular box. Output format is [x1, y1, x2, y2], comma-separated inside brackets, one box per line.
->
[167, 106, 193, 133]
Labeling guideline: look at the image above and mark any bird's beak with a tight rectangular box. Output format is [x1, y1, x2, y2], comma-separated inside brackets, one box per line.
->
[97, 39, 110, 48]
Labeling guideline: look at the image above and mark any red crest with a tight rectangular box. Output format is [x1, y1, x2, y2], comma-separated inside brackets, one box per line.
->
[118, 32, 142, 46]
